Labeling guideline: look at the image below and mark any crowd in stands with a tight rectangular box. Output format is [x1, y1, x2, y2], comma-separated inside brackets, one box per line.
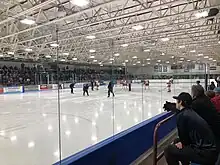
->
[163, 82, 220, 165]
[0, 65, 37, 86]
[0, 63, 126, 86]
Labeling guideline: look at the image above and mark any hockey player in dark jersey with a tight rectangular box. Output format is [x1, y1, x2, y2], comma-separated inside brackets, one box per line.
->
[69, 82, 76, 94]
[83, 83, 89, 96]
[108, 81, 115, 97]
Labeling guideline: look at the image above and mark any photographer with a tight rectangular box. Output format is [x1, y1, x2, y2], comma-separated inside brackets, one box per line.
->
[164, 92, 218, 165]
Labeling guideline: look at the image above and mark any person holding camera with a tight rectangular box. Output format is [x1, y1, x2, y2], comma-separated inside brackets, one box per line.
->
[164, 92, 218, 165]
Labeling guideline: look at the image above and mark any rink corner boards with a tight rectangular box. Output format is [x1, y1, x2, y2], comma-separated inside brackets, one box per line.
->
[53, 112, 176, 165]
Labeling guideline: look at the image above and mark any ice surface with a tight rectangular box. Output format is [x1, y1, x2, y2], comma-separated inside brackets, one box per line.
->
[0, 82, 195, 165]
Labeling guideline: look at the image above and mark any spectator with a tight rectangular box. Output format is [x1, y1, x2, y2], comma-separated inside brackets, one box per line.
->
[205, 90, 215, 99]
[191, 85, 220, 150]
[211, 87, 220, 113]
[164, 92, 218, 165]
[209, 81, 216, 90]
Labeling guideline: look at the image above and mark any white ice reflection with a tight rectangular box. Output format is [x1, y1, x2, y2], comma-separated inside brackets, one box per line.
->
[0, 130, 5, 136]
[48, 125, 53, 132]
[28, 141, 35, 148]
[74, 117, 79, 124]
[10, 136, 17, 142]
[65, 130, 71, 136]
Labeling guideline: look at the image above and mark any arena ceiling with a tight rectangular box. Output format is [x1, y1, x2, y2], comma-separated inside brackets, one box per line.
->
[0, 0, 220, 66]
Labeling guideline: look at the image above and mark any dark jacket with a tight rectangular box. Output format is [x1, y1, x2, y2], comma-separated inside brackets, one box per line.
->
[83, 84, 89, 90]
[176, 108, 216, 151]
[209, 83, 216, 90]
[192, 95, 220, 140]
[108, 82, 113, 89]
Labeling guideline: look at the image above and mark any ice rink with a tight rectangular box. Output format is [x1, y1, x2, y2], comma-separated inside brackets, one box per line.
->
[0, 83, 194, 165]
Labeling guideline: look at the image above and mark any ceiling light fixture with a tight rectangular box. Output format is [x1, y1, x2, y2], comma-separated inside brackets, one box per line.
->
[72, 57, 77, 61]
[161, 52, 165, 56]
[63, 52, 69, 56]
[121, 44, 128, 47]
[45, 55, 51, 58]
[209, 58, 213, 60]
[125, 60, 129, 62]
[166, 61, 169, 63]
[110, 58, 114, 61]
[133, 64, 136, 66]
[60, 59, 66, 62]
[137, 61, 141, 64]
[180, 58, 184, 60]
[93, 59, 97, 62]
[90, 55, 95, 59]
[198, 53, 203, 56]
[86, 35, 96, 39]
[100, 64, 103, 66]
[70, 0, 89, 7]
[0, 54, 3, 57]
[8, 52, 14, 55]
[146, 58, 150, 61]
[114, 53, 120, 57]
[204, 56, 209, 59]
[89, 49, 96, 53]
[132, 56, 137, 59]
[213, 60, 217, 62]
[50, 43, 59, 47]
[25, 48, 32, 52]
[161, 37, 169, 42]
[187, 59, 191, 62]
[20, 18, 35, 25]
[132, 25, 144, 31]
[190, 50, 196, 53]
[195, 11, 208, 18]
[171, 56, 174, 58]
[157, 60, 161, 62]
[147, 62, 151, 65]
[144, 49, 150, 52]
[179, 45, 185, 48]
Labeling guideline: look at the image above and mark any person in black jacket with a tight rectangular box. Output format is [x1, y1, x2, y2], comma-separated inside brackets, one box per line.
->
[107, 81, 115, 97]
[69, 82, 75, 94]
[209, 81, 216, 90]
[83, 83, 89, 96]
[164, 92, 218, 165]
[91, 80, 94, 91]
[164, 85, 220, 152]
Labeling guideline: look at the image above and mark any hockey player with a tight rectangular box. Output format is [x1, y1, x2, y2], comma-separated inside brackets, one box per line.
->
[69, 82, 75, 94]
[83, 83, 89, 96]
[215, 76, 220, 87]
[167, 79, 172, 92]
[144, 79, 150, 90]
[108, 81, 115, 97]
[95, 80, 100, 90]
[128, 80, 132, 91]
[91, 80, 94, 91]
[196, 80, 201, 86]
[169, 77, 173, 84]
[122, 80, 127, 89]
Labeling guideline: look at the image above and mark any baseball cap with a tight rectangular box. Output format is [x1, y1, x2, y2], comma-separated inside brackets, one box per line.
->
[173, 92, 193, 105]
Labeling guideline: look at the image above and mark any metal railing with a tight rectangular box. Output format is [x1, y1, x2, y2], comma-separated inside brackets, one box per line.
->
[153, 114, 175, 165]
